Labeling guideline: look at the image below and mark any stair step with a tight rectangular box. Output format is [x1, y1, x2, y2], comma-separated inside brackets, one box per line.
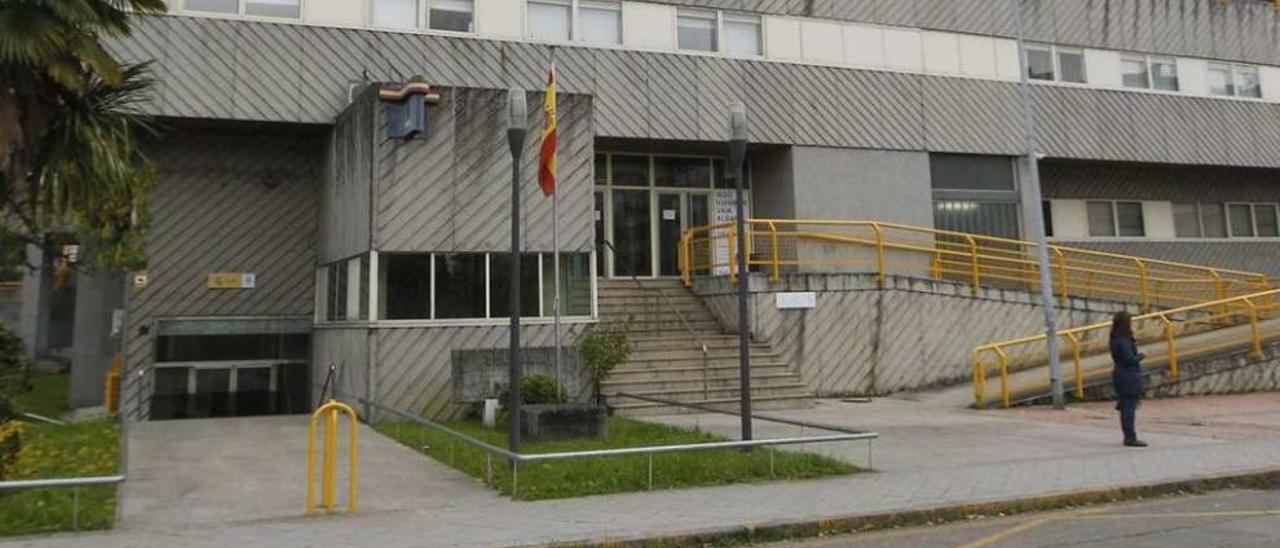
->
[616, 357, 791, 370]
[603, 373, 804, 393]
[609, 395, 815, 417]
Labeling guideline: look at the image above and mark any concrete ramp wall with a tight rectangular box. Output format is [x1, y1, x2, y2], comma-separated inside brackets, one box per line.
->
[694, 274, 1136, 397]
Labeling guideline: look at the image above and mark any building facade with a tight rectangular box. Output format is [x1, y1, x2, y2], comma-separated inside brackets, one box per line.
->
[19, 0, 1280, 420]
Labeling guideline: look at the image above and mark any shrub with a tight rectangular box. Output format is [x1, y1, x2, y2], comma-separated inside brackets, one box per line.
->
[579, 328, 631, 402]
[497, 373, 569, 409]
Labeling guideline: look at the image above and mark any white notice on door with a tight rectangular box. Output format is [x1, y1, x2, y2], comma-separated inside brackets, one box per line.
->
[662, 209, 677, 221]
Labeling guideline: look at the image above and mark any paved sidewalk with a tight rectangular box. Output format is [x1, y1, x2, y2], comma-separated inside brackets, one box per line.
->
[4, 395, 1280, 548]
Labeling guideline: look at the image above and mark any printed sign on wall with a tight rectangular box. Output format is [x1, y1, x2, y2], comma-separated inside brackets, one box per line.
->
[207, 272, 256, 289]
[711, 190, 751, 276]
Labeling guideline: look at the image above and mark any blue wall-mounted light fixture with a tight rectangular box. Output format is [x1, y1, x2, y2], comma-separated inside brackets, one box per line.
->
[378, 75, 440, 140]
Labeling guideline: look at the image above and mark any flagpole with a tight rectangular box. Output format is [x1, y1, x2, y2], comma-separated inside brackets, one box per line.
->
[548, 53, 562, 401]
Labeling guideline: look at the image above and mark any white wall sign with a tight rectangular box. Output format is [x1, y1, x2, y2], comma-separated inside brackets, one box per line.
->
[711, 190, 751, 276]
[775, 292, 816, 310]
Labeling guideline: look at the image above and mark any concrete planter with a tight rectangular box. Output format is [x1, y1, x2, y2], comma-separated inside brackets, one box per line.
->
[518, 404, 607, 442]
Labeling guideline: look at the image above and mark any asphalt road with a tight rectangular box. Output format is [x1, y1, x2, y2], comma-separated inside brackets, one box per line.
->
[779, 489, 1280, 547]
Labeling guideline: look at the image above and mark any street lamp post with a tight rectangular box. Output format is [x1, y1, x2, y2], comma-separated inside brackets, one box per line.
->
[1011, 0, 1064, 408]
[729, 102, 753, 441]
[507, 89, 528, 456]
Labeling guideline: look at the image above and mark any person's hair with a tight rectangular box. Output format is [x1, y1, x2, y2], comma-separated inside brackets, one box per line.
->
[1111, 311, 1134, 340]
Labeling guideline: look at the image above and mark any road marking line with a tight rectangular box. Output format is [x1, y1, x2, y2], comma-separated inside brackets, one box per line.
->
[953, 516, 1058, 548]
[1075, 510, 1280, 520]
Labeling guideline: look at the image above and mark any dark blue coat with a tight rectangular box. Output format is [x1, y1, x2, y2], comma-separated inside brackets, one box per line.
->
[1110, 335, 1144, 398]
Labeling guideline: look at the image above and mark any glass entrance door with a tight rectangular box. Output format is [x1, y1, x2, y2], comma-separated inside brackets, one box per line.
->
[612, 189, 652, 277]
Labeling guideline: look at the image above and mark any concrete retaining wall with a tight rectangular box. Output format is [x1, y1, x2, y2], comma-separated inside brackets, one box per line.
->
[694, 273, 1136, 397]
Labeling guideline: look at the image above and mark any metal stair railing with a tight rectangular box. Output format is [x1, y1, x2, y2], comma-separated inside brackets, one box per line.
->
[599, 239, 712, 399]
[680, 218, 1269, 311]
[973, 288, 1280, 408]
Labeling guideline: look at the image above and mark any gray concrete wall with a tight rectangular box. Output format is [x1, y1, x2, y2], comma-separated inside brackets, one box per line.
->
[121, 127, 322, 420]
[696, 273, 1134, 397]
[68, 272, 124, 409]
[788, 147, 934, 275]
[319, 87, 375, 264]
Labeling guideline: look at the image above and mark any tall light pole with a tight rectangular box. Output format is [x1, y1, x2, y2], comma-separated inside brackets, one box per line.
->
[507, 88, 528, 454]
[729, 102, 753, 441]
[1011, 0, 1064, 408]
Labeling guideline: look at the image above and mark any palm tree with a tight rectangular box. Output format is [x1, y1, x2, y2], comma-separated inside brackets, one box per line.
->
[0, 0, 167, 272]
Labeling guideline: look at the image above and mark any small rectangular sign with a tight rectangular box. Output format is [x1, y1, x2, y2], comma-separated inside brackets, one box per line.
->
[208, 272, 256, 289]
[662, 209, 677, 221]
[775, 292, 816, 310]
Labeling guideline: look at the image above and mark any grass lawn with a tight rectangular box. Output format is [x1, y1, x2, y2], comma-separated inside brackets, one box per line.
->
[375, 417, 859, 501]
[0, 420, 119, 536]
[13, 372, 70, 419]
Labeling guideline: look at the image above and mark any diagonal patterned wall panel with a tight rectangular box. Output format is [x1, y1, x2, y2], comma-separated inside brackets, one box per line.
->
[696, 274, 1128, 397]
[104, 15, 1280, 169]
[373, 87, 594, 254]
[320, 87, 374, 263]
[1041, 159, 1280, 203]
[122, 129, 322, 419]
[371, 324, 589, 419]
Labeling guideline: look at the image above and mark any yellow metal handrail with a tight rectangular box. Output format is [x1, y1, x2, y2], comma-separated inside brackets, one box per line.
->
[972, 288, 1280, 408]
[681, 219, 1269, 310]
[306, 399, 359, 514]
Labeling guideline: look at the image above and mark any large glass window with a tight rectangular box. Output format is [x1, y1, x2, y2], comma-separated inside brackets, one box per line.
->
[372, 0, 418, 29]
[654, 156, 711, 188]
[611, 155, 650, 186]
[1236, 66, 1262, 98]
[429, 0, 473, 31]
[1256, 204, 1279, 237]
[186, 0, 238, 13]
[579, 1, 621, 45]
[326, 262, 347, 321]
[1025, 44, 1054, 81]
[1173, 202, 1202, 238]
[1227, 203, 1280, 237]
[435, 254, 487, 319]
[1086, 201, 1144, 237]
[1209, 64, 1235, 96]
[1150, 57, 1179, 91]
[528, 0, 572, 41]
[929, 154, 1016, 192]
[722, 14, 762, 56]
[1202, 203, 1228, 237]
[245, 0, 299, 17]
[380, 254, 431, 319]
[1121, 56, 1150, 89]
[1057, 49, 1086, 83]
[677, 9, 717, 52]
[1087, 201, 1117, 237]
[1115, 202, 1145, 236]
[542, 253, 592, 317]
[157, 334, 309, 362]
[933, 201, 1021, 239]
[490, 254, 541, 318]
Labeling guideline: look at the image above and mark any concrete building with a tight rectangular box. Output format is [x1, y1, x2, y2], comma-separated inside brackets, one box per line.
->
[19, 0, 1280, 420]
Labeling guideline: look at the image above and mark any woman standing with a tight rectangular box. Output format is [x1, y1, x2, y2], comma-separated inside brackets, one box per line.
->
[1109, 312, 1147, 447]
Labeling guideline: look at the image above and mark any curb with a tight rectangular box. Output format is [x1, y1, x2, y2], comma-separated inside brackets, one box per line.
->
[543, 467, 1280, 548]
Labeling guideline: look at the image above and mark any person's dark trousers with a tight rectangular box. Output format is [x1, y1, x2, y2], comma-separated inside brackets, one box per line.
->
[1118, 397, 1139, 443]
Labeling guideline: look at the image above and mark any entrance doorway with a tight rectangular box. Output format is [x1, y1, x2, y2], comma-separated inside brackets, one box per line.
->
[596, 153, 747, 278]
[148, 318, 311, 420]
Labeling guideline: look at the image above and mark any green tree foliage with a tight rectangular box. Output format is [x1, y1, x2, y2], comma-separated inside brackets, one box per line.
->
[580, 327, 630, 384]
[0, 323, 30, 479]
[0, 0, 167, 272]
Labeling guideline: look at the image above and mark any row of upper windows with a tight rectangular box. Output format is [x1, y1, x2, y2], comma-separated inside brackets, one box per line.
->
[1026, 43, 1264, 99]
[175, 0, 1279, 104]
[1050, 199, 1280, 239]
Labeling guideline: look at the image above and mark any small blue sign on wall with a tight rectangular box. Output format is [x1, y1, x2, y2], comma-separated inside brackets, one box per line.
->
[385, 96, 427, 139]
[379, 77, 440, 140]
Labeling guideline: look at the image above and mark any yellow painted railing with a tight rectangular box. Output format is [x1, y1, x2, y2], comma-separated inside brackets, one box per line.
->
[103, 353, 121, 416]
[306, 399, 358, 514]
[972, 288, 1280, 408]
[681, 219, 1270, 310]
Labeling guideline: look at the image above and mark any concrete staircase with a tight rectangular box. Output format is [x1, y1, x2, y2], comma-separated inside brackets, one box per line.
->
[596, 278, 813, 416]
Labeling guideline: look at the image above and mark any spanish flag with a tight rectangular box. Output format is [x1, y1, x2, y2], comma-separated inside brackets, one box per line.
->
[539, 64, 557, 196]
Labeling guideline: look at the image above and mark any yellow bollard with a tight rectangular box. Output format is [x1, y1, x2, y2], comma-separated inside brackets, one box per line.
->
[305, 399, 359, 514]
